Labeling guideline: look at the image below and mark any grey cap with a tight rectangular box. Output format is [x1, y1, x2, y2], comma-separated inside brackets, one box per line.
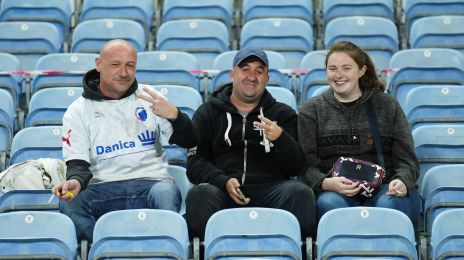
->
[232, 47, 269, 67]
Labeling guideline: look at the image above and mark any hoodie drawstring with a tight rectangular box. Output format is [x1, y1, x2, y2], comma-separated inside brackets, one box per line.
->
[224, 112, 232, 146]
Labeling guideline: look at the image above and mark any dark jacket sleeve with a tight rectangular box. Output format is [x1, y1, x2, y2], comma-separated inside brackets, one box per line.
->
[66, 159, 92, 190]
[168, 108, 199, 148]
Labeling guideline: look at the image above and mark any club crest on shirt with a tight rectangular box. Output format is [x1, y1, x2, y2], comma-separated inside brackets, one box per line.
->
[135, 107, 148, 122]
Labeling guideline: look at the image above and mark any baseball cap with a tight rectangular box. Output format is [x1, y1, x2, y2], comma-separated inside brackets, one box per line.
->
[232, 47, 269, 67]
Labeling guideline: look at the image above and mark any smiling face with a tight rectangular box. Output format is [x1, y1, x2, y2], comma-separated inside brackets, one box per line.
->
[326, 51, 366, 102]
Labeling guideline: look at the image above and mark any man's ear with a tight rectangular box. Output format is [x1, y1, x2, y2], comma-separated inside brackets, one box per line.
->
[95, 57, 101, 72]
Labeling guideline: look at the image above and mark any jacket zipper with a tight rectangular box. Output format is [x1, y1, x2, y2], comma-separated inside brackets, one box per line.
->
[241, 115, 247, 185]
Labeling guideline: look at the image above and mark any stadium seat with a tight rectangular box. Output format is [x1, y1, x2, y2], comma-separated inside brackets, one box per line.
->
[0, 189, 59, 213]
[409, 15, 464, 55]
[402, 85, 464, 130]
[167, 165, 193, 216]
[242, 0, 313, 25]
[413, 124, 464, 190]
[421, 165, 464, 233]
[31, 53, 96, 95]
[0, 89, 15, 171]
[0, 0, 73, 44]
[241, 18, 313, 69]
[204, 207, 302, 259]
[431, 208, 464, 259]
[88, 209, 189, 260]
[0, 21, 62, 70]
[0, 53, 21, 108]
[0, 211, 77, 259]
[267, 86, 298, 112]
[317, 207, 417, 259]
[25, 87, 83, 127]
[324, 16, 398, 70]
[299, 50, 328, 103]
[80, 0, 153, 37]
[323, 0, 394, 25]
[388, 48, 464, 108]
[162, 0, 234, 29]
[136, 51, 199, 91]
[156, 19, 230, 69]
[71, 19, 146, 53]
[403, 0, 464, 36]
[9, 126, 63, 166]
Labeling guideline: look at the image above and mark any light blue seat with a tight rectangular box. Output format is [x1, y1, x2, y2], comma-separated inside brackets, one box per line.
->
[421, 165, 464, 233]
[80, 0, 153, 37]
[413, 124, 464, 190]
[299, 50, 328, 103]
[404, 0, 464, 36]
[324, 16, 398, 70]
[241, 18, 313, 69]
[0, 52, 21, 108]
[267, 87, 297, 112]
[402, 85, 464, 130]
[162, 0, 234, 29]
[388, 48, 464, 108]
[167, 165, 193, 216]
[25, 87, 83, 127]
[0, 211, 77, 259]
[242, 0, 313, 25]
[136, 51, 199, 91]
[9, 126, 63, 166]
[317, 207, 417, 259]
[32, 53, 96, 95]
[0, 21, 62, 70]
[71, 19, 146, 53]
[88, 209, 189, 260]
[0, 189, 59, 213]
[204, 207, 302, 259]
[0, 89, 15, 171]
[0, 0, 73, 44]
[323, 0, 394, 25]
[431, 209, 464, 259]
[156, 19, 230, 69]
[409, 16, 464, 55]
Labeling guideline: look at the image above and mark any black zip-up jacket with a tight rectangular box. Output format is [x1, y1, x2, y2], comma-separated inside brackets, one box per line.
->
[187, 83, 305, 190]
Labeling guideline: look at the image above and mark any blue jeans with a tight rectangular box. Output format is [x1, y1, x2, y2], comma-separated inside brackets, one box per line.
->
[316, 184, 421, 221]
[60, 179, 181, 242]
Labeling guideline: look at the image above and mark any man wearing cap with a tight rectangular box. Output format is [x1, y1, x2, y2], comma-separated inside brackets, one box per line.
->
[185, 47, 316, 240]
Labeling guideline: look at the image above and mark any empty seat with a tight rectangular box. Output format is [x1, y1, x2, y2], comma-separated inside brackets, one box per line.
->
[299, 50, 328, 103]
[9, 126, 63, 166]
[25, 87, 83, 127]
[409, 15, 464, 55]
[0, 189, 59, 213]
[0, 89, 15, 171]
[88, 209, 189, 260]
[162, 0, 234, 29]
[204, 207, 302, 259]
[242, 0, 313, 25]
[0, 21, 62, 70]
[323, 0, 394, 25]
[167, 165, 193, 215]
[431, 208, 464, 259]
[241, 18, 313, 69]
[0, 211, 77, 259]
[324, 16, 398, 70]
[71, 19, 146, 53]
[0, 53, 21, 108]
[317, 207, 417, 259]
[267, 86, 298, 112]
[156, 19, 230, 69]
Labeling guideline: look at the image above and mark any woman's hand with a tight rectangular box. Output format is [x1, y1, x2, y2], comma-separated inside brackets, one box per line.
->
[322, 177, 362, 196]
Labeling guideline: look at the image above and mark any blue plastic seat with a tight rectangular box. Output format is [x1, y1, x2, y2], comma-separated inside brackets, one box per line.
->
[431, 208, 464, 259]
[88, 209, 189, 260]
[267, 86, 297, 112]
[0, 211, 77, 259]
[409, 15, 464, 55]
[25, 87, 83, 127]
[162, 0, 234, 29]
[9, 126, 63, 166]
[71, 19, 146, 53]
[242, 0, 313, 25]
[167, 165, 193, 216]
[317, 207, 417, 259]
[204, 207, 302, 259]
[299, 50, 328, 103]
[421, 165, 464, 233]
[0, 189, 59, 213]
[323, 0, 394, 25]
[0, 89, 15, 170]
[156, 19, 230, 69]
[388, 48, 464, 108]
[324, 16, 398, 70]
[0, 53, 21, 108]
[241, 18, 313, 69]
[0, 21, 62, 70]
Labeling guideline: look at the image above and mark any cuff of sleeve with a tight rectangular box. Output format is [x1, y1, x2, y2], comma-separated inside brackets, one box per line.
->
[210, 174, 230, 191]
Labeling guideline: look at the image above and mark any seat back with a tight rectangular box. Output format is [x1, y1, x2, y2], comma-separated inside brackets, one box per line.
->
[0, 190, 59, 213]
[323, 0, 394, 25]
[0, 89, 15, 154]
[242, 0, 313, 25]
[299, 50, 328, 103]
[167, 165, 193, 215]
[0, 53, 21, 108]
[431, 208, 464, 259]
[266, 87, 297, 112]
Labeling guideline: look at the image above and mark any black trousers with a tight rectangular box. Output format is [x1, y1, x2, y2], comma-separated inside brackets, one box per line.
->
[185, 180, 317, 241]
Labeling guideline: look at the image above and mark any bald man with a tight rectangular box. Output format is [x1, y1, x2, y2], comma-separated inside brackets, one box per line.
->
[53, 39, 198, 242]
